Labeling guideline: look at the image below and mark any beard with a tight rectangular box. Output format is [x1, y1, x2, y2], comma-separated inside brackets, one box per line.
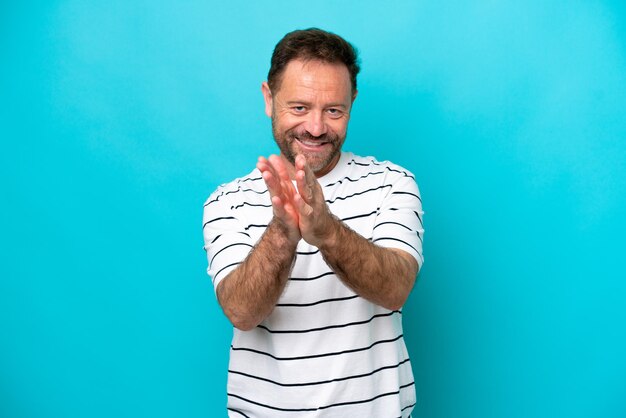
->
[271, 118, 345, 175]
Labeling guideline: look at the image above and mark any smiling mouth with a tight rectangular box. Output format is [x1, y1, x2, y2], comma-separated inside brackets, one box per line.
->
[295, 136, 329, 148]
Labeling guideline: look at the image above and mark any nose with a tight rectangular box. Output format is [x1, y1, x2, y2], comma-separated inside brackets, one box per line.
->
[303, 110, 327, 137]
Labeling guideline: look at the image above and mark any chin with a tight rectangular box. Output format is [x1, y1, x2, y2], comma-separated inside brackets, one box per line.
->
[305, 152, 340, 175]
[277, 136, 342, 174]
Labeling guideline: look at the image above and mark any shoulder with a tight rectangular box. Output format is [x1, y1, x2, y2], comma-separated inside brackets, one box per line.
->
[203, 168, 266, 207]
[343, 153, 416, 181]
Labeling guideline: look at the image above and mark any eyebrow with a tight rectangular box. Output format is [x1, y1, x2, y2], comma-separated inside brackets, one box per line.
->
[285, 101, 348, 109]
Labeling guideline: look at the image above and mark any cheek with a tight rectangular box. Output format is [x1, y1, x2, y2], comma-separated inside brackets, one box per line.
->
[328, 119, 349, 135]
[278, 116, 305, 132]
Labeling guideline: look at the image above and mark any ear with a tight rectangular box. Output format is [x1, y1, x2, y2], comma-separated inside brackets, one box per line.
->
[261, 82, 273, 118]
[346, 89, 358, 116]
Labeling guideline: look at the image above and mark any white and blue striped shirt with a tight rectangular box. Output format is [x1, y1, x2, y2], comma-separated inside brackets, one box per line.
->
[203, 152, 424, 418]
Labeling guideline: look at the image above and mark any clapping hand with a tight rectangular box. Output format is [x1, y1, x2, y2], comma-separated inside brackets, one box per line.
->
[257, 154, 336, 248]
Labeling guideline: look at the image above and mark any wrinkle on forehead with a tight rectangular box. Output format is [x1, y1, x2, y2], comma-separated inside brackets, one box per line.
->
[276, 59, 353, 106]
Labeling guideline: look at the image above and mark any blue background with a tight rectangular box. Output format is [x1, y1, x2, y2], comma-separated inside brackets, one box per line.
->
[2, 1, 625, 417]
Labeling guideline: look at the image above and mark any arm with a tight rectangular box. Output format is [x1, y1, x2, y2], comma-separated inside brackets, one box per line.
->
[216, 220, 297, 331]
[215, 156, 301, 330]
[317, 217, 418, 311]
[291, 155, 419, 310]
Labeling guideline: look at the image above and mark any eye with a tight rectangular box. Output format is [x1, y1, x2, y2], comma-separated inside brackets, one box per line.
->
[292, 106, 306, 114]
[326, 108, 343, 118]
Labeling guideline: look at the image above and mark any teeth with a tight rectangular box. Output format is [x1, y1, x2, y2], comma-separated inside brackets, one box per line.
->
[298, 138, 325, 146]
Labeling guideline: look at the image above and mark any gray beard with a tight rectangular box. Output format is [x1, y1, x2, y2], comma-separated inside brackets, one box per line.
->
[271, 118, 344, 175]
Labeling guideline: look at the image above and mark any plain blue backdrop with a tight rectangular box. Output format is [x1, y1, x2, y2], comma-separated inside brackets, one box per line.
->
[2, 1, 625, 417]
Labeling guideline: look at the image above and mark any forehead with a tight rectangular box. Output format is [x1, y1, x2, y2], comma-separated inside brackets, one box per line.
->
[275, 59, 352, 102]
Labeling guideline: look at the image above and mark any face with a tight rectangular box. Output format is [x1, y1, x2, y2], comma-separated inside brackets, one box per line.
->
[262, 59, 356, 177]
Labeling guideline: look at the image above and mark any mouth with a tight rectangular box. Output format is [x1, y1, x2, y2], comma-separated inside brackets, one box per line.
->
[294, 136, 330, 150]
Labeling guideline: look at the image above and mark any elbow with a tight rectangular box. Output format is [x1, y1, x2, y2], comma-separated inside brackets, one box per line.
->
[221, 294, 266, 331]
[380, 281, 413, 311]
[230, 315, 260, 331]
[375, 289, 408, 311]
[383, 295, 408, 312]
[217, 281, 263, 331]
[378, 250, 418, 311]
[388, 302, 405, 312]
[223, 307, 262, 331]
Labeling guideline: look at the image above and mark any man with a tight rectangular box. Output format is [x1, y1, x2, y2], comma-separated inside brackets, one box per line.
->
[203, 28, 424, 417]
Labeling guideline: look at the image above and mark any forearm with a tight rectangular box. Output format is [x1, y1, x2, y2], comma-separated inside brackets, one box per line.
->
[318, 216, 418, 311]
[216, 219, 297, 330]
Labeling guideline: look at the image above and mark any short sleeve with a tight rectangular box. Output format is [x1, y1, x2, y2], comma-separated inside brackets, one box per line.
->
[371, 174, 424, 268]
[202, 188, 255, 291]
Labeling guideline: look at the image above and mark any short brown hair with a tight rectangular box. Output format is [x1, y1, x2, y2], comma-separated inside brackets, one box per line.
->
[267, 28, 360, 93]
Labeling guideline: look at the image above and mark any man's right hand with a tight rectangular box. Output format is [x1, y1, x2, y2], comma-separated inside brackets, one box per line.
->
[257, 155, 302, 244]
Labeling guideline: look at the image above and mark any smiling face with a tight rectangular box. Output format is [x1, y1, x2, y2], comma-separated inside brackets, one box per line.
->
[262, 59, 356, 178]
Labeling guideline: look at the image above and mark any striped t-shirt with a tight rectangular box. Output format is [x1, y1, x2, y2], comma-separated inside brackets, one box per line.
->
[203, 152, 424, 417]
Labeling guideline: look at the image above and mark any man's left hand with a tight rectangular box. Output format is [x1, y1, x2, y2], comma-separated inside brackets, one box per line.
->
[292, 154, 337, 248]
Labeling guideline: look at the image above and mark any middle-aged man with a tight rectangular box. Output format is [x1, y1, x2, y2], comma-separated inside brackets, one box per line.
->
[203, 28, 424, 417]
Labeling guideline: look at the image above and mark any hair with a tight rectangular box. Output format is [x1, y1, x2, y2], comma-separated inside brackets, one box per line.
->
[267, 28, 360, 94]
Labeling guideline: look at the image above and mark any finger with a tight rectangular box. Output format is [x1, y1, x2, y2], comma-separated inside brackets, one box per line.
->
[262, 166, 301, 224]
[271, 195, 285, 216]
[261, 170, 284, 200]
[295, 169, 313, 203]
[294, 155, 310, 200]
[259, 155, 290, 197]
[293, 155, 308, 198]
[294, 193, 314, 218]
[283, 201, 300, 223]
[294, 154, 316, 189]
[295, 154, 306, 171]
[257, 156, 268, 170]
[297, 157, 322, 205]
[302, 158, 318, 187]
[258, 156, 280, 180]
[272, 195, 296, 223]
[269, 154, 293, 183]
[274, 197, 300, 235]
[259, 162, 283, 196]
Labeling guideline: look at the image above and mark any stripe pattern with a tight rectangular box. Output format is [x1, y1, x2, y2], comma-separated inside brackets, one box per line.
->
[203, 152, 424, 417]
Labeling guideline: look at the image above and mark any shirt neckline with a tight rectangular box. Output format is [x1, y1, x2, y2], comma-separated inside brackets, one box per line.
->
[318, 151, 353, 187]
